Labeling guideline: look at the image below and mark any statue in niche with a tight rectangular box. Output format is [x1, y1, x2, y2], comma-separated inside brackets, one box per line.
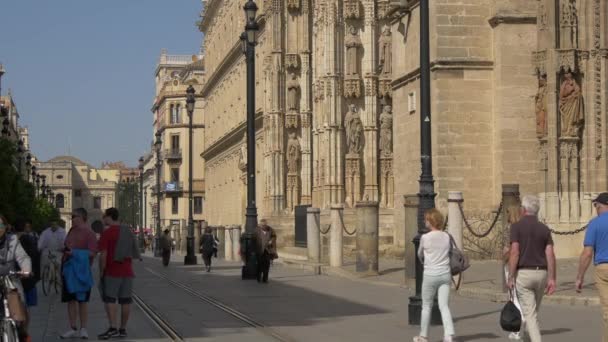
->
[286, 132, 301, 174]
[238, 134, 247, 170]
[287, 73, 300, 111]
[344, 104, 363, 154]
[345, 26, 362, 77]
[379, 26, 392, 76]
[535, 75, 548, 139]
[560, 0, 578, 49]
[559, 72, 584, 138]
[379, 105, 393, 155]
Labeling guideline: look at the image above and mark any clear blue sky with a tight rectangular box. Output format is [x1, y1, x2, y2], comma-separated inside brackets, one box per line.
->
[0, 0, 203, 167]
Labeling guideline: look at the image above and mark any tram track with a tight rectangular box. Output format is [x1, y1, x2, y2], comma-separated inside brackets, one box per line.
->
[144, 266, 297, 342]
[133, 292, 184, 341]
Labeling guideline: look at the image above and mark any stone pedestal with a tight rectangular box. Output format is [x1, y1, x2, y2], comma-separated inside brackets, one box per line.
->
[287, 174, 300, 212]
[355, 201, 379, 275]
[447, 191, 463, 250]
[224, 226, 234, 261]
[330, 204, 344, 267]
[306, 207, 321, 263]
[232, 225, 241, 261]
[403, 195, 419, 280]
[345, 154, 361, 208]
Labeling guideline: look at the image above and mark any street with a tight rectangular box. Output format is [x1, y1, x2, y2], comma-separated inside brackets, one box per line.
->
[30, 254, 602, 341]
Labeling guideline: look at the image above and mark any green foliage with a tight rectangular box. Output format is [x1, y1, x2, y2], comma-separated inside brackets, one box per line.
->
[0, 138, 60, 232]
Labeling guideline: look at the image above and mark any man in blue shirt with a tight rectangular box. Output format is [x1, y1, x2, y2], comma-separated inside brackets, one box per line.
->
[576, 192, 608, 342]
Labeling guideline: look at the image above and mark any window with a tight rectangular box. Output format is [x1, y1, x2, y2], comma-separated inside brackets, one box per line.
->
[171, 135, 180, 150]
[176, 104, 181, 123]
[194, 197, 203, 214]
[56, 174, 64, 180]
[74, 189, 82, 197]
[56, 193, 65, 209]
[170, 104, 176, 123]
[171, 197, 178, 214]
[93, 196, 102, 209]
[170, 168, 180, 182]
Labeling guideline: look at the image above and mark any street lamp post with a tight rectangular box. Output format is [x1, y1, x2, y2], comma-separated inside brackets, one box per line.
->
[184, 85, 197, 265]
[239, 0, 260, 280]
[154, 131, 162, 257]
[25, 153, 31, 182]
[408, 0, 441, 325]
[31, 166, 36, 185]
[16, 140, 23, 176]
[35, 174, 40, 198]
[138, 157, 145, 253]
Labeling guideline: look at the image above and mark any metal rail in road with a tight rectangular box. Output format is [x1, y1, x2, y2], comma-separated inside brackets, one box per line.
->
[133, 292, 185, 341]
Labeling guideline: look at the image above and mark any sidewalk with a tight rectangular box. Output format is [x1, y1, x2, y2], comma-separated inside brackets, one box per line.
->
[277, 253, 600, 306]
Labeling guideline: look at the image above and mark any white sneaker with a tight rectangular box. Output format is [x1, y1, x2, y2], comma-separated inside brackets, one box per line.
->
[79, 328, 89, 339]
[60, 329, 78, 339]
[508, 332, 522, 340]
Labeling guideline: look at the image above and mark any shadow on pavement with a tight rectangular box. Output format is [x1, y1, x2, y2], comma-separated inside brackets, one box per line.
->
[457, 332, 500, 341]
[542, 328, 572, 335]
[453, 309, 501, 323]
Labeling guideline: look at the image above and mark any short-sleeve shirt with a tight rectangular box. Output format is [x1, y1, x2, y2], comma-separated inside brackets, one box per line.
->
[510, 215, 554, 268]
[98, 225, 134, 278]
[583, 212, 608, 265]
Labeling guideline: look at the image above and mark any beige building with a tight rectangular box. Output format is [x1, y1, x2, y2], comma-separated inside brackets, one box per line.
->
[150, 49, 206, 251]
[198, 0, 607, 258]
[36, 156, 120, 228]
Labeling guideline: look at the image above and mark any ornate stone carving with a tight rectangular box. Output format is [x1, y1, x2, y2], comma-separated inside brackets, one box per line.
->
[287, 0, 299, 11]
[345, 104, 364, 154]
[287, 73, 300, 112]
[560, 0, 578, 49]
[345, 26, 362, 77]
[379, 26, 392, 76]
[379, 79, 392, 99]
[559, 72, 584, 138]
[364, 77, 377, 97]
[344, 79, 361, 98]
[532, 50, 547, 76]
[301, 113, 311, 128]
[379, 105, 393, 156]
[535, 75, 548, 139]
[557, 49, 578, 73]
[286, 132, 301, 174]
[238, 134, 247, 171]
[285, 113, 299, 128]
[538, 2, 548, 30]
[345, 154, 361, 208]
[379, 156, 394, 208]
[313, 80, 324, 102]
[593, 0, 602, 158]
[377, 0, 391, 19]
[343, 0, 360, 19]
[285, 53, 300, 70]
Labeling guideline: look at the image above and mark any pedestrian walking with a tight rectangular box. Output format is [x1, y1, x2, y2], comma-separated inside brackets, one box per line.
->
[254, 219, 277, 283]
[576, 192, 608, 342]
[200, 227, 215, 272]
[413, 209, 455, 342]
[503, 206, 525, 340]
[507, 195, 556, 342]
[14, 219, 40, 341]
[160, 229, 172, 267]
[97, 208, 140, 339]
[60, 208, 97, 340]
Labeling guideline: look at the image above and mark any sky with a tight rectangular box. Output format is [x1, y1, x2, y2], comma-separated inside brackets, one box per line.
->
[0, 0, 203, 167]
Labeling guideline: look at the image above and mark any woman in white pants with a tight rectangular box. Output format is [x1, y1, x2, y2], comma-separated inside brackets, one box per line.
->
[413, 209, 455, 342]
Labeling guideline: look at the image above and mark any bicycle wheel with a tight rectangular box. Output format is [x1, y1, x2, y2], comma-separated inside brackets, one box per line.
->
[42, 265, 51, 296]
[2, 320, 19, 342]
[52, 265, 61, 294]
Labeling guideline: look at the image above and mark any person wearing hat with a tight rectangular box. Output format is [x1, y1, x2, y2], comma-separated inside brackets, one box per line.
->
[576, 192, 608, 341]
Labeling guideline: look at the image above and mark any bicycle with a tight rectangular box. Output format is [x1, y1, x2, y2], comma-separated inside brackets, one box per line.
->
[0, 271, 23, 342]
[42, 251, 61, 296]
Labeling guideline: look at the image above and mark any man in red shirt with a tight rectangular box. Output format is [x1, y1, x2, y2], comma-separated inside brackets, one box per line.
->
[97, 208, 137, 340]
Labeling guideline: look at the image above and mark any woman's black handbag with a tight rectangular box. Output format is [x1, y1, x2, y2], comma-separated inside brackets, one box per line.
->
[500, 291, 522, 332]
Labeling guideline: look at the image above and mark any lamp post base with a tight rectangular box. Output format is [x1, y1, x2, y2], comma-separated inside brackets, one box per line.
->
[240, 232, 258, 280]
[184, 236, 197, 265]
[154, 236, 161, 257]
[408, 296, 442, 325]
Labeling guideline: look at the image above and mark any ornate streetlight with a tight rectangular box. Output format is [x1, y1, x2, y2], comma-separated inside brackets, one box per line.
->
[16, 139, 23, 176]
[239, 0, 260, 280]
[138, 156, 145, 253]
[31, 165, 36, 185]
[40, 175, 47, 198]
[35, 174, 40, 198]
[154, 131, 163, 257]
[184, 84, 197, 265]
[25, 153, 31, 182]
[408, 0, 441, 326]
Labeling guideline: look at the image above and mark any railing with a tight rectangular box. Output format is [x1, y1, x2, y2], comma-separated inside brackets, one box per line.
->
[164, 148, 182, 160]
[163, 181, 183, 193]
[159, 54, 195, 66]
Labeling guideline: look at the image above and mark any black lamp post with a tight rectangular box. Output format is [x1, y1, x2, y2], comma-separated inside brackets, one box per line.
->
[239, 0, 260, 280]
[184, 85, 197, 265]
[138, 157, 145, 253]
[41, 175, 47, 198]
[35, 174, 40, 198]
[154, 131, 162, 257]
[408, 0, 441, 326]
[25, 153, 31, 182]
[48, 190, 54, 205]
[31, 166, 36, 185]
[16, 139, 23, 176]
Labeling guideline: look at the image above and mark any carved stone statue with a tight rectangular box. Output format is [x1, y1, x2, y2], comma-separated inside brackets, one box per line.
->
[379, 105, 393, 155]
[345, 26, 361, 77]
[344, 104, 363, 154]
[238, 134, 247, 170]
[535, 75, 548, 139]
[559, 72, 584, 138]
[287, 73, 300, 111]
[286, 132, 301, 173]
[560, 0, 578, 49]
[379, 26, 392, 75]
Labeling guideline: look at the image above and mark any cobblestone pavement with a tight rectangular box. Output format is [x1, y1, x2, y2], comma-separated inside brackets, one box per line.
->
[29, 253, 603, 341]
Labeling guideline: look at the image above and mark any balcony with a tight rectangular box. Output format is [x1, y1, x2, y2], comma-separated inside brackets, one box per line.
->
[163, 181, 183, 194]
[164, 148, 182, 161]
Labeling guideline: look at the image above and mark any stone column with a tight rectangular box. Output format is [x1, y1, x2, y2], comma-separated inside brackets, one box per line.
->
[306, 207, 321, 262]
[355, 201, 379, 275]
[224, 226, 233, 261]
[232, 225, 241, 261]
[330, 203, 344, 267]
[447, 191, 463, 250]
[215, 226, 225, 259]
[403, 194, 419, 279]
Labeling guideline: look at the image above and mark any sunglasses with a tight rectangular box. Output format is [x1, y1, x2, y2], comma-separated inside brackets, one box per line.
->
[71, 215, 81, 219]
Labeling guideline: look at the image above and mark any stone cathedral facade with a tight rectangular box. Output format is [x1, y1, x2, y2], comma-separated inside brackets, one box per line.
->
[198, 0, 607, 257]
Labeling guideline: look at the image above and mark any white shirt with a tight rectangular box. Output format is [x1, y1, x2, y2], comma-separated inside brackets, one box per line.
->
[418, 231, 451, 276]
[37, 227, 67, 253]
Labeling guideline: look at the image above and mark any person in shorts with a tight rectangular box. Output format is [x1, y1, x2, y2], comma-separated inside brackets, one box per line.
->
[98, 208, 136, 339]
